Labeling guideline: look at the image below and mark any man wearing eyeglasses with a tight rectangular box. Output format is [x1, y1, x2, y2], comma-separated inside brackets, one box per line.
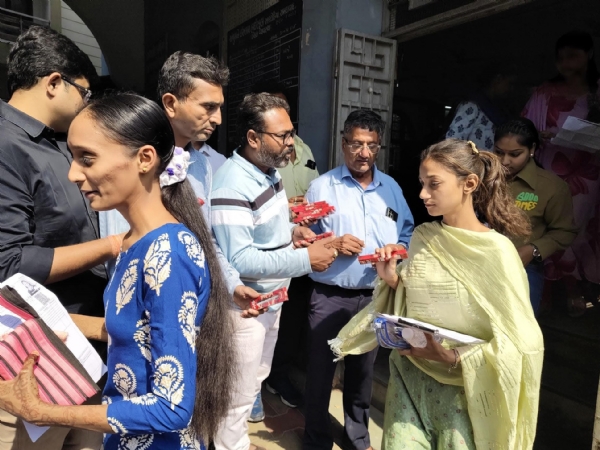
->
[247, 82, 320, 417]
[0, 26, 106, 450]
[302, 109, 414, 450]
[211, 93, 338, 450]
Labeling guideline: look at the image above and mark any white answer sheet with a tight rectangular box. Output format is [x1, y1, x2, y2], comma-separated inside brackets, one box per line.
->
[378, 313, 486, 345]
[0, 273, 107, 441]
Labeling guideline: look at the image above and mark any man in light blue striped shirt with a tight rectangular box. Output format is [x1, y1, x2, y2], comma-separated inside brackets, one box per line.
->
[303, 110, 414, 450]
[212, 93, 337, 450]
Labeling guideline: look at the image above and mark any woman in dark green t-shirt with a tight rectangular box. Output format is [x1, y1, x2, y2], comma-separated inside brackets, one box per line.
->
[494, 118, 577, 314]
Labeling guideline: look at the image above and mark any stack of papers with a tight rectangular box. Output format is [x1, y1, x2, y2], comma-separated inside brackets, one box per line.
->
[0, 273, 107, 442]
[551, 116, 600, 153]
[378, 313, 486, 345]
[0, 273, 106, 381]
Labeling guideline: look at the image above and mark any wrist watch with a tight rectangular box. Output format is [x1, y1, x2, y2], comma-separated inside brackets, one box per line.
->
[531, 244, 542, 262]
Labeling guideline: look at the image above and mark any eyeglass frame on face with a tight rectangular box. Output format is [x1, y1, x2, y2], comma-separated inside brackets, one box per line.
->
[60, 74, 92, 104]
[256, 129, 296, 146]
[342, 137, 381, 155]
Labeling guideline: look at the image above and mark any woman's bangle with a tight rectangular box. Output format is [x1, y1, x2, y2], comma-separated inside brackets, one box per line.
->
[448, 348, 460, 372]
[107, 235, 123, 259]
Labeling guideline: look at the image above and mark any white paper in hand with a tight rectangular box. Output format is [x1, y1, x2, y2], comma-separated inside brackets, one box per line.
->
[378, 313, 486, 345]
[0, 273, 107, 441]
[551, 116, 600, 153]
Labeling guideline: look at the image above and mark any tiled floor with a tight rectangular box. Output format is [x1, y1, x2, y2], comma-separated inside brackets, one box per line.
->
[248, 387, 383, 450]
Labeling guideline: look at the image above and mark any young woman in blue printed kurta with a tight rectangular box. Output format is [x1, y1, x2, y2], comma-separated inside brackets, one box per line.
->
[103, 224, 209, 449]
[0, 94, 236, 449]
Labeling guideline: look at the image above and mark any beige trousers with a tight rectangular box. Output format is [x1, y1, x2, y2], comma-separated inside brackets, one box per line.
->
[0, 409, 102, 450]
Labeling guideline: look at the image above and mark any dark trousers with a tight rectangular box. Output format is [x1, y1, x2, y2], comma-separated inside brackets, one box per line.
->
[303, 282, 377, 450]
[526, 261, 544, 315]
[269, 275, 313, 380]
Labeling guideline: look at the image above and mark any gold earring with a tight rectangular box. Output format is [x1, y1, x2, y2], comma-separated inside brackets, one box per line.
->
[142, 167, 148, 173]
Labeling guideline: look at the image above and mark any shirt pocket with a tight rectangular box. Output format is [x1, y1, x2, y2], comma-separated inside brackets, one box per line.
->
[370, 214, 398, 247]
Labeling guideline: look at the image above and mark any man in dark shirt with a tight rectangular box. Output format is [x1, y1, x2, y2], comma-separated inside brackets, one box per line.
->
[0, 26, 118, 450]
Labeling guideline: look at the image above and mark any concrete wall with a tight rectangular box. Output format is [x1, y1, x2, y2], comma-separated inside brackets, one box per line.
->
[298, 0, 384, 171]
[60, 1, 102, 75]
[221, 0, 384, 167]
[63, 0, 145, 91]
[224, 0, 278, 33]
[143, 0, 224, 99]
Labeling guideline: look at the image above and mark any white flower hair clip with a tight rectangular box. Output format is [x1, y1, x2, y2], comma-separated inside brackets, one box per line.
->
[159, 147, 191, 188]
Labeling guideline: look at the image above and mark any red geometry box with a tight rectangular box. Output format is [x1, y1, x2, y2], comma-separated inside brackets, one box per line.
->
[358, 248, 408, 265]
[0, 287, 99, 405]
[250, 287, 289, 310]
[298, 231, 334, 246]
[291, 201, 335, 224]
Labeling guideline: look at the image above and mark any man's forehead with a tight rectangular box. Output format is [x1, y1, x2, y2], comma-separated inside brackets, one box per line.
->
[344, 127, 379, 141]
[186, 78, 224, 103]
[262, 108, 292, 131]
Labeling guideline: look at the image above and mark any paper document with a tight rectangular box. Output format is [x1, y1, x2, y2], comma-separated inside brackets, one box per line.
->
[378, 313, 486, 345]
[551, 116, 600, 152]
[1, 273, 107, 382]
[0, 274, 107, 442]
[22, 421, 49, 443]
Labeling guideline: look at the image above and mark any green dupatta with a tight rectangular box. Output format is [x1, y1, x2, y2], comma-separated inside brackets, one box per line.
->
[329, 222, 544, 450]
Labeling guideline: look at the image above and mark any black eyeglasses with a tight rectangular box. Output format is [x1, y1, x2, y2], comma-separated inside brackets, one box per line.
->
[61, 74, 92, 103]
[258, 129, 296, 145]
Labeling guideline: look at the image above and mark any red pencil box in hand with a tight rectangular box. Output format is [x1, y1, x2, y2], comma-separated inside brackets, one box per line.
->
[358, 249, 408, 265]
[250, 288, 289, 310]
[297, 231, 334, 246]
[290, 201, 330, 214]
[0, 287, 99, 406]
[291, 202, 335, 223]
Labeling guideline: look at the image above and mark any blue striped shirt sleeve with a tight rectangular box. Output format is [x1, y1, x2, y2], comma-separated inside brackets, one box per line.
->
[211, 188, 311, 285]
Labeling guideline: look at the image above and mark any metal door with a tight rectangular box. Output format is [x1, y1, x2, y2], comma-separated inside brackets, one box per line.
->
[330, 29, 397, 172]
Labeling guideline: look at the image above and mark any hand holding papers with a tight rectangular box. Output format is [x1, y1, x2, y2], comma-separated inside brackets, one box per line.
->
[0, 274, 106, 442]
[0, 274, 106, 382]
[551, 116, 600, 153]
[372, 313, 485, 350]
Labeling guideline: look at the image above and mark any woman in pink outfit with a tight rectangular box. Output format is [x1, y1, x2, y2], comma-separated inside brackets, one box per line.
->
[523, 30, 600, 314]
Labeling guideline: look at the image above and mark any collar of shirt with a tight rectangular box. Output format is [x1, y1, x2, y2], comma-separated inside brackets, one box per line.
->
[290, 135, 305, 167]
[0, 100, 55, 140]
[182, 144, 212, 209]
[514, 158, 538, 191]
[196, 142, 210, 157]
[336, 164, 382, 191]
[231, 149, 281, 186]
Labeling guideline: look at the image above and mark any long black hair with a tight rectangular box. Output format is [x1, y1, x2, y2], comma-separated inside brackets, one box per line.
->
[83, 93, 235, 441]
[553, 31, 600, 123]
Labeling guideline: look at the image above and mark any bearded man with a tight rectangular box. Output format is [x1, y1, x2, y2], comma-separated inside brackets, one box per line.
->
[211, 93, 337, 450]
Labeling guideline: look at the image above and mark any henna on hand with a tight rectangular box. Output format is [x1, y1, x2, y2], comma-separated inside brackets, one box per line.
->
[0, 352, 112, 432]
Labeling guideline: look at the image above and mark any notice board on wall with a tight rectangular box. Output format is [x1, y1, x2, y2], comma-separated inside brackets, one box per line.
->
[226, 0, 303, 152]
